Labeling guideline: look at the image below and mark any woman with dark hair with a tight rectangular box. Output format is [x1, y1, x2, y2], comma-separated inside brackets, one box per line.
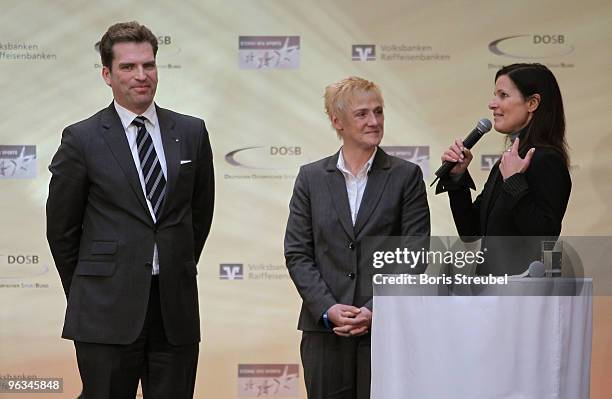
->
[437, 63, 571, 275]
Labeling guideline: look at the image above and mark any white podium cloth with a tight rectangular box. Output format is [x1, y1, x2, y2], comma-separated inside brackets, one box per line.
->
[371, 279, 593, 399]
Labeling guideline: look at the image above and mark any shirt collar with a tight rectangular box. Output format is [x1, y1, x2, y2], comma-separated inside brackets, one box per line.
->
[114, 100, 158, 131]
[337, 147, 377, 178]
[509, 131, 520, 143]
[509, 125, 529, 146]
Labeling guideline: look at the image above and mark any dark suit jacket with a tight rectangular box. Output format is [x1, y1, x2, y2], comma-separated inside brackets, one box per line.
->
[46, 103, 214, 345]
[284, 149, 430, 332]
[437, 147, 571, 275]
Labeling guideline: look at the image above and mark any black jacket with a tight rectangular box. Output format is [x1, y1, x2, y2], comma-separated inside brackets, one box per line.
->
[46, 103, 214, 345]
[437, 146, 571, 275]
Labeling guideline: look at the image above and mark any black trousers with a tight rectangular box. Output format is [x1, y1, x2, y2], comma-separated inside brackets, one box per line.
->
[300, 331, 371, 399]
[74, 276, 198, 399]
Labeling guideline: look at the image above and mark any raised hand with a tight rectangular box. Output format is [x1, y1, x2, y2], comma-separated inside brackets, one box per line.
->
[499, 137, 535, 180]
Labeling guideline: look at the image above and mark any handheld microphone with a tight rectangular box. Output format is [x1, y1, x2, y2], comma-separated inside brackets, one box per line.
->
[527, 260, 546, 278]
[513, 260, 546, 278]
[431, 118, 492, 187]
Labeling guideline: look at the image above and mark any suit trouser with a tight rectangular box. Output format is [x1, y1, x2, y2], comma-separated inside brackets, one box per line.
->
[74, 276, 198, 399]
[300, 331, 371, 399]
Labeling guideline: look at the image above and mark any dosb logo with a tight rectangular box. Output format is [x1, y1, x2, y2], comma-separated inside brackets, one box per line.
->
[352, 45, 376, 61]
[532, 35, 564, 44]
[270, 146, 301, 156]
[0, 254, 48, 279]
[220, 263, 244, 280]
[489, 34, 573, 58]
[6, 255, 39, 264]
[157, 36, 172, 45]
[95, 36, 172, 52]
[225, 145, 308, 169]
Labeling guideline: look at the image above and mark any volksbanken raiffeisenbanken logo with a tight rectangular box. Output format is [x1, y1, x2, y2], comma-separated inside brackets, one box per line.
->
[481, 154, 501, 171]
[219, 263, 244, 280]
[352, 44, 376, 61]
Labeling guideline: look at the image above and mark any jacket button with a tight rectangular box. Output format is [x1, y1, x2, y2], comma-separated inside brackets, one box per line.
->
[347, 272, 355, 279]
[348, 242, 355, 250]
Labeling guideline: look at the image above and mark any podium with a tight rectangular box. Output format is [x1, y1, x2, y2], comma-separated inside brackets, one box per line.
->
[371, 278, 593, 399]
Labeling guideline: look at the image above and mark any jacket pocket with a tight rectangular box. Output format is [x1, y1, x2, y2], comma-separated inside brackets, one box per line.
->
[90, 241, 117, 255]
[185, 260, 198, 277]
[75, 261, 116, 276]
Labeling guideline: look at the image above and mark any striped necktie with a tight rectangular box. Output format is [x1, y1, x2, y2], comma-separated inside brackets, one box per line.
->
[132, 116, 166, 220]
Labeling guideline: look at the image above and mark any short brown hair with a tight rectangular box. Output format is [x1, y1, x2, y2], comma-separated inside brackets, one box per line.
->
[99, 21, 158, 70]
[324, 76, 383, 131]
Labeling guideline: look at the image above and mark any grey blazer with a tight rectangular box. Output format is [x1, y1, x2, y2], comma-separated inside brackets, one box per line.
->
[46, 103, 214, 345]
[284, 148, 430, 332]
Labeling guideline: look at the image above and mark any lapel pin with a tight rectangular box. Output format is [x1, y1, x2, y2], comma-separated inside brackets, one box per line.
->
[174, 138, 180, 142]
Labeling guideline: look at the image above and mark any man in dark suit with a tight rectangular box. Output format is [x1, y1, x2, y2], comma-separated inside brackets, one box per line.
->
[46, 21, 214, 398]
[284, 77, 430, 399]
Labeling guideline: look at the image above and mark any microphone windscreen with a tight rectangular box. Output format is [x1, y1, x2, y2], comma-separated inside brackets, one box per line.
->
[528, 261, 545, 278]
[477, 118, 492, 133]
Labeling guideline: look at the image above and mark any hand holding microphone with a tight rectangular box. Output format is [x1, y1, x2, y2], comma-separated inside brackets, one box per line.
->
[431, 119, 492, 186]
[441, 138, 474, 176]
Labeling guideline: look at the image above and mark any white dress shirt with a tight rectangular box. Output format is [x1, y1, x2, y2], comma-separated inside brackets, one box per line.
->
[114, 100, 167, 275]
[336, 148, 377, 225]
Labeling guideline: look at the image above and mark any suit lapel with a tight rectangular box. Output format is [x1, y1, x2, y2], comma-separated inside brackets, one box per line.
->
[325, 153, 355, 240]
[100, 104, 150, 218]
[156, 106, 179, 220]
[354, 149, 391, 236]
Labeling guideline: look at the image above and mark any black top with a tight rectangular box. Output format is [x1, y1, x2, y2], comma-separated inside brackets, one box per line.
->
[437, 145, 571, 275]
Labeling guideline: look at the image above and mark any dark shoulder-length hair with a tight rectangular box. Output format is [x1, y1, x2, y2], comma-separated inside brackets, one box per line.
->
[496, 63, 570, 167]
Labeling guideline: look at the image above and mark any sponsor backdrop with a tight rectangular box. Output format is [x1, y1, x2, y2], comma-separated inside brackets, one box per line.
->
[1, 0, 611, 397]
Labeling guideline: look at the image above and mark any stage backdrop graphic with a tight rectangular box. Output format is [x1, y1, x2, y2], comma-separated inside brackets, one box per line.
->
[1, 0, 611, 397]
